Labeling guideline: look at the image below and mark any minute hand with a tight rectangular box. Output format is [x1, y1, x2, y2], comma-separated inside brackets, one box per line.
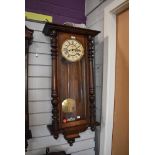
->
[75, 48, 80, 52]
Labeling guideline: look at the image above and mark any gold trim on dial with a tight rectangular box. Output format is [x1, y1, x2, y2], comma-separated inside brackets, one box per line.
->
[61, 39, 84, 62]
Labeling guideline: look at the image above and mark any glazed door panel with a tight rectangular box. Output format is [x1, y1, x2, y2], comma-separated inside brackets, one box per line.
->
[57, 32, 89, 127]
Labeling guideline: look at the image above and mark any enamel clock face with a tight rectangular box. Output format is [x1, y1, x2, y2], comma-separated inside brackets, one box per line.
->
[61, 39, 84, 62]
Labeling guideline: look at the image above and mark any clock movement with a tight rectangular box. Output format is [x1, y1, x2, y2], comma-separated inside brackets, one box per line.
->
[43, 23, 100, 146]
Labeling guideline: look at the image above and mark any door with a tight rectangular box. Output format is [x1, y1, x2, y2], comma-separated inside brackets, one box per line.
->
[112, 9, 129, 155]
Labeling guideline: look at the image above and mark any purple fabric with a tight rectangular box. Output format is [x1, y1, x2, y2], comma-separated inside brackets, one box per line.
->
[25, 0, 86, 24]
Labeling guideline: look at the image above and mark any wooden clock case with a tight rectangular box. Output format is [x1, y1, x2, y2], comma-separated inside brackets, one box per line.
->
[43, 23, 100, 146]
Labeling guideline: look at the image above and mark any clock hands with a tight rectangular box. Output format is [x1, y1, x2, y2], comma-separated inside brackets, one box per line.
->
[62, 39, 84, 62]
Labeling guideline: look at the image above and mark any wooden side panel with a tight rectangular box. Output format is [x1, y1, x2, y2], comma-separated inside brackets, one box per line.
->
[112, 9, 129, 155]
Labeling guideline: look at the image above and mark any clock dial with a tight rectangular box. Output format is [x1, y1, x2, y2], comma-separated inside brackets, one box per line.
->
[61, 39, 84, 62]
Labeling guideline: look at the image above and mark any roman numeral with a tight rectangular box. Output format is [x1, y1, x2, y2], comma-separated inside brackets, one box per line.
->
[63, 48, 68, 51]
[67, 41, 71, 45]
[76, 45, 80, 49]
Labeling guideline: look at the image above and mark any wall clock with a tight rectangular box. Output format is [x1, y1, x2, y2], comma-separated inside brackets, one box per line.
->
[43, 23, 100, 146]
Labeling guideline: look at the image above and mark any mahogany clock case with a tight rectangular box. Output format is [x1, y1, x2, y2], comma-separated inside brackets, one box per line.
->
[58, 32, 89, 126]
[43, 23, 100, 146]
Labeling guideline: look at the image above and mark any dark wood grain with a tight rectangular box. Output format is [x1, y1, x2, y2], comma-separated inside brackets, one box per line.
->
[57, 32, 88, 124]
[47, 30, 59, 139]
[43, 23, 100, 37]
[88, 35, 96, 131]
[43, 23, 100, 146]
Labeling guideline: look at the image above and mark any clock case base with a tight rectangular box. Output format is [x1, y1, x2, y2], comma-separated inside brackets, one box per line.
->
[47, 121, 100, 146]
[43, 23, 101, 146]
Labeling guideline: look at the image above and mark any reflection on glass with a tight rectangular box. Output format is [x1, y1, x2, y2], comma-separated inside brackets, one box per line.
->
[62, 98, 77, 123]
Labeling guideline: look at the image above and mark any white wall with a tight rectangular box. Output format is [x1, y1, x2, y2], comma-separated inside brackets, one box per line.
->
[85, 0, 115, 155]
[26, 20, 95, 155]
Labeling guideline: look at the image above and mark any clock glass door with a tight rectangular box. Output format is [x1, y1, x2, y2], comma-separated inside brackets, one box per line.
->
[57, 32, 89, 126]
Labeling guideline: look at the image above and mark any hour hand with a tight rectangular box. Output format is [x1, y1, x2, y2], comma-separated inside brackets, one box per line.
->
[75, 49, 80, 53]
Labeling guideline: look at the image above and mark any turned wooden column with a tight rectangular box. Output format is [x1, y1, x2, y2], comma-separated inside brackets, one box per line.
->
[47, 30, 59, 139]
[88, 35, 96, 131]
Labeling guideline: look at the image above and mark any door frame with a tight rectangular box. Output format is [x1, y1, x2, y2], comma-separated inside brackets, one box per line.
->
[99, 0, 129, 155]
